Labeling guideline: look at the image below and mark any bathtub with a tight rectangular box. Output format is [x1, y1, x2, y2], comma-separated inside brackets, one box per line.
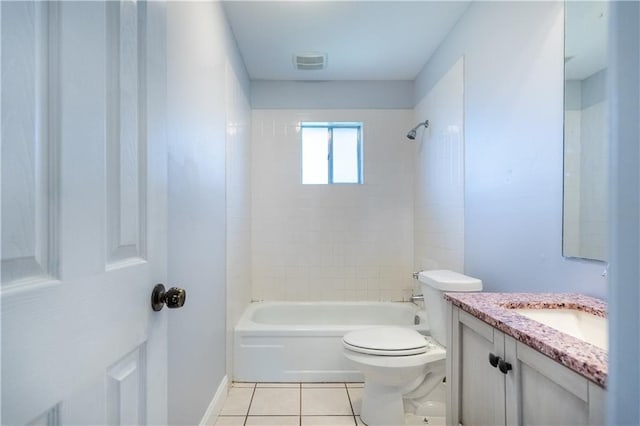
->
[233, 301, 429, 382]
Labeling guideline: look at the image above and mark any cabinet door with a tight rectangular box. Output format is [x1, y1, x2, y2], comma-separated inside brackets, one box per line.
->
[448, 306, 506, 426]
[504, 337, 603, 425]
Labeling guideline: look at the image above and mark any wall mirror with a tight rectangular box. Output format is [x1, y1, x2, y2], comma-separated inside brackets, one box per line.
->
[563, 1, 608, 261]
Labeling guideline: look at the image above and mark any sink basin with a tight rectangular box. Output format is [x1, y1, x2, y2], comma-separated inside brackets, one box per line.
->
[511, 308, 608, 351]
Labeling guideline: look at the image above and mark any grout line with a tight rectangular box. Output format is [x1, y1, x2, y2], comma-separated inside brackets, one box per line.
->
[301, 415, 360, 417]
[245, 414, 360, 417]
[345, 383, 356, 416]
[344, 383, 358, 425]
[231, 382, 364, 425]
[243, 383, 257, 426]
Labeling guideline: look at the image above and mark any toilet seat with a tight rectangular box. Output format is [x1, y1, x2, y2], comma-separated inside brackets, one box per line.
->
[343, 327, 436, 356]
[342, 326, 447, 426]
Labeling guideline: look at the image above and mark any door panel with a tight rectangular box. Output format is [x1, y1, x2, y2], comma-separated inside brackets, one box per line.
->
[106, 345, 147, 426]
[505, 338, 591, 426]
[1, 2, 167, 425]
[1, 1, 58, 285]
[457, 310, 506, 426]
[519, 363, 588, 425]
[106, 0, 147, 266]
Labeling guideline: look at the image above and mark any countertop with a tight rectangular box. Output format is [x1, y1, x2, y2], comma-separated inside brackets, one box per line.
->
[444, 292, 607, 388]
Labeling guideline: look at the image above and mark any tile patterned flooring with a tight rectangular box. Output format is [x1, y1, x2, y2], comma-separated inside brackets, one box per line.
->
[215, 382, 365, 426]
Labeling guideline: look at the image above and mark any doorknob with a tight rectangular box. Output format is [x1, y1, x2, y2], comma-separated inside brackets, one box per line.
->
[488, 353, 500, 368]
[498, 359, 512, 374]
[151, 283, 186, 311]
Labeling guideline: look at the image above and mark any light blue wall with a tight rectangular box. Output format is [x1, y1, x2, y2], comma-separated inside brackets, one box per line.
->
[166, 2, 250, 424]
[565, 69, 606, 111]
[415, 1, 607, 298]
[565, 80, 582, 111]
[251, 80, 414, 109]
[581, 68, 606, 109]
[607, 1, 640, 423]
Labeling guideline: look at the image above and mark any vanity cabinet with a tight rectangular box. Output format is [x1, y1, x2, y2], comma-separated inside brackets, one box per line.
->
[446, 304, 606, 426]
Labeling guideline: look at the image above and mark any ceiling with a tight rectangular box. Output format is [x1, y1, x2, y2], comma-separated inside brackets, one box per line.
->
[222, 1, 470, 81]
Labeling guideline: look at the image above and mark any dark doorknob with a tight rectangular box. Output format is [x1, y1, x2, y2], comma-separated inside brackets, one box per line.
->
[498, 359, 513, 374]
[488, 353, 500, 368]
[151, 283, 186, 311]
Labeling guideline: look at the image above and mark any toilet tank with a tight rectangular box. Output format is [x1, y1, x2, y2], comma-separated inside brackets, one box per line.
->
[418, 270, 482, 346]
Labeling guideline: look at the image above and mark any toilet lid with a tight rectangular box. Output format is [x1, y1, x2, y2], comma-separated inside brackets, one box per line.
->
[343, 327, 428, 356]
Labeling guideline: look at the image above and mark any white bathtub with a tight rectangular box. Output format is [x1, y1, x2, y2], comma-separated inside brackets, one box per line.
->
[233, 301, 429, 382]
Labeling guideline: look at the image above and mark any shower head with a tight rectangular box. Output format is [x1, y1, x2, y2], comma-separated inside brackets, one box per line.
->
[406, 120, 429, 140]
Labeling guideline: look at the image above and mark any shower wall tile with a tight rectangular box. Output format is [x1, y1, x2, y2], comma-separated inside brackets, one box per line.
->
[225, 61, 252, 380]
[578, 101, 607, 260]
[251, 109, 415, 301]
[413, 58, 465, 287]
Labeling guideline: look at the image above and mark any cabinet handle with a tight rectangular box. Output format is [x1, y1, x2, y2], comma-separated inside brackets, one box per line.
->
[488, 353, 500, 368]
[498, 359, 512, 374]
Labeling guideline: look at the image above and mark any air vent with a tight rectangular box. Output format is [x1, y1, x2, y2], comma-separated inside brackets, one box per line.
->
[293, 53, 327, 71]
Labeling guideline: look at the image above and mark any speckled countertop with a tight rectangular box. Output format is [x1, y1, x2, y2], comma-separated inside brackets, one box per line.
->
[444, 292, 607, 388]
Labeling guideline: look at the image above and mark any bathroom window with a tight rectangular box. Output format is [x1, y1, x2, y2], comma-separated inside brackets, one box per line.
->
[301, 122, 363, 184]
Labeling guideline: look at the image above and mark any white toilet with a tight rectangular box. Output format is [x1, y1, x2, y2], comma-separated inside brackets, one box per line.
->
[342, 270, 482, 426]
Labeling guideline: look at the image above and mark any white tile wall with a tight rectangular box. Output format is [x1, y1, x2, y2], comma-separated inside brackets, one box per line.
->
[563, 110, 582, 256]
[225, 60, 252, 379]
[562, 100, 607, 260]
[413, 58, 465, 284]
[579, 100, 607, 259]
[251, 109, 415, 301]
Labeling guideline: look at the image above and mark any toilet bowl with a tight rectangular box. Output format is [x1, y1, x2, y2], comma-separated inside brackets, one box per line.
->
[342, 270, 482, 426]
[343, 326, 445, 426]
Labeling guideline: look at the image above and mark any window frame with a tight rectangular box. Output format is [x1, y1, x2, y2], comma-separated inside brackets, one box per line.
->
[300, 122, 363, 185]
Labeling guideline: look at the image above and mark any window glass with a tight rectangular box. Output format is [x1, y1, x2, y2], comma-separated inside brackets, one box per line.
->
[301, 127, 329, 184]
[301, 123, 362, 185]
[332, 127, 360, 184]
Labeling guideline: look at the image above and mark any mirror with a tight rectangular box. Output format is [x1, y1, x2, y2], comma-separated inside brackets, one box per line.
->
[563, 1, 608, 261]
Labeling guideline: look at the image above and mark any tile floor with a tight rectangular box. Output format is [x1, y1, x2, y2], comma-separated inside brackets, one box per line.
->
[215, 382, 365, 426]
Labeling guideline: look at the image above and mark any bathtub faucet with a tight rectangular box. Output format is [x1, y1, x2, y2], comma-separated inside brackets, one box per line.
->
[410, 294, 424, 303]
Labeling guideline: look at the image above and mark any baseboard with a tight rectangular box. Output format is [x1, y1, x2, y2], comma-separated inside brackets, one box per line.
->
[199, 375, 229, 426]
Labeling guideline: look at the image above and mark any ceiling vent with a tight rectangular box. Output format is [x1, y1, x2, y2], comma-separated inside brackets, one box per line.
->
[293, 53, 327, 71]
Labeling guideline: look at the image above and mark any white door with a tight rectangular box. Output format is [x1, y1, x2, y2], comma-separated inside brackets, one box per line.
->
[1, 1, 169, 424]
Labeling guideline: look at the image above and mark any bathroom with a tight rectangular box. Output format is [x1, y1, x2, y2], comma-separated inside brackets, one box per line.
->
[1, 1, 638, 426]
